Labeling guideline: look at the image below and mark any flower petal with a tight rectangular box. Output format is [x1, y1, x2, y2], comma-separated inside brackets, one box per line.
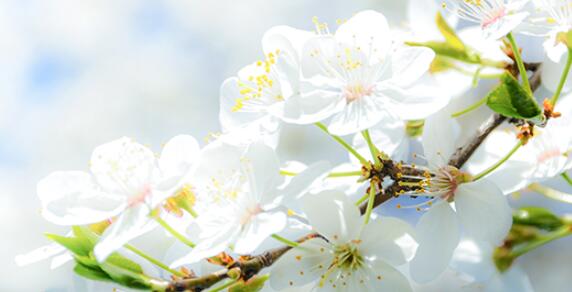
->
[90, 137, 157, 196]
[269, 238, 333, 290]
[351, 116, 408, 163]
[38, 171, 125, 226]
[159, 135, 200, 179]
[278, 161, 331, 204]
[335, 10, 391, 62]
[15, 242, 66, 267]
[219, 77, 268, 131]
[485, 266, 534, 292]
[242, 142, 281, 204]
[410, 202, 460, 283]
[422, 109, 461, 165]
[327, 94, 394, 136]
[93, 204, 157, 262]
[455, 179, 512, 244]
[302, 190, 361, 244]
[450, 238, 496, 282]
[234, 211, 287, 254]
[360, 217, 416, 266]
[388, 46, 435, 87]
[367, 260, 412, 292]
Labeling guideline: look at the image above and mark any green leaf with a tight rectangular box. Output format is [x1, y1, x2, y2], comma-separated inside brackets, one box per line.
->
[436, 12, 465, 51]
[72, 226, 99, 245]
[45, 233, 91, 257]
[513, 206, 564, 231]
[229, 275, 269, 292]
[74, 263, 112, 282]
[486, 73, 542, 120]
[98, 252, 150, 289]
[406, 41, 480, 64]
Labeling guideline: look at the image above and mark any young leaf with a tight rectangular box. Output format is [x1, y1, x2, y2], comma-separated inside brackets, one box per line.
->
[406, 41, 480, 64]
[45, 233, 91, 257]
[229, 275, 269, 292]
[486, 73, 542, 120]
[74, 263, 113, 282]
[435, 12, 465, 51]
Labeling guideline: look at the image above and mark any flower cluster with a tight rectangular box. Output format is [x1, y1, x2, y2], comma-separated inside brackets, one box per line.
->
[17, 1, 572, 292]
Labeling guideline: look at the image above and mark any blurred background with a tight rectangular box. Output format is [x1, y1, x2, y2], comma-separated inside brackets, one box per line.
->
[2, 0, 571, 291]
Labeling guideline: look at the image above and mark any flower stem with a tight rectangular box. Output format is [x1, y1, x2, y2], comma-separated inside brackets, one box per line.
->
[473, 140, 523, 181]
[511, 225, 572, 258]
[551, 48, 572, 106]
[155, 216, 196, 248]
[354, 192, 370, 206]
[125, 244, 185, 277]
[363, 181, 377, 226]
[271, 234, 299, 247]
[529, 183, 572, 204]
[362, 129, 381, 166]
[451, 96, 488, 118]
[208, 279, 238, 292]
[507, 32, 532, 96]
[280, 169, 362, 178]
[562, 172, 572, 187]
[315, 122, 368, 165]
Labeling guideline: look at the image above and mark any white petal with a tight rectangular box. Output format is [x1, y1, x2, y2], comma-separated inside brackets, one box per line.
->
[360, 217, 416, 266]
[422, 109, 461, 165]
[352, 116, 408, 163]
[485, 266, 534, 292]
[483, 12, 529, 40]
[280, 89, 345, 124]
[90, 137, 157, 195]
[542, 50, 572, 93]
[234, 211, 287, 254]
[93, 205, 156, 262]
[171, 216, 240, 267]
[410, 202, 460, 283]
[269, 238, 333, 290]
[450, 238, 496, 282]
[193, 140, 244, 186]
[327, 94, 395, 136]
[367, 260, 413, 292]
[388, 47, 435, 87]
[455, 180, 512, 244]
[15, 243, 66, 267]
[38, 171, 125, 226]
[302, 190, 361, 243]
[262, 25, 312, 60]
[159, 135, 200, 179]
[242, 142, 281, 203]
[219, 77, 268, 131]
[278, 161, 330, 204]
[381, 84, 448, 121]
[335, 10, 391, 62]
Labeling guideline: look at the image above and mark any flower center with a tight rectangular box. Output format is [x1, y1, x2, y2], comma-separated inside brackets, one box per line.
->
[333, 242, 364, 271]
[344, 83, 373, 103]
[428, 165, 464, 201]
[240, 204, 263, 225]
[482, 7, 506, 28]
[128, 184, 152, 207]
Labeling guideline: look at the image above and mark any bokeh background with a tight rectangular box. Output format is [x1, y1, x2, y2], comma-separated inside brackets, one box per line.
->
[1, 1, 571, 291]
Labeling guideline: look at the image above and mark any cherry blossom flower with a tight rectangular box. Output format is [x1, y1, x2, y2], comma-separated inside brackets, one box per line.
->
[285, 10, 438, 136]
[15, 239, 73, 269]
[406, 106, 512, 283]
[442, 0, 531, 40]
[38, 135, 201, 261]
[219, 26, 312, 146]
[270, 190, 415, 291]
[170, 141, 329, 267]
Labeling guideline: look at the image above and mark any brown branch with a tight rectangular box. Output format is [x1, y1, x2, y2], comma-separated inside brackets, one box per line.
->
[447, 66, 543, 168]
